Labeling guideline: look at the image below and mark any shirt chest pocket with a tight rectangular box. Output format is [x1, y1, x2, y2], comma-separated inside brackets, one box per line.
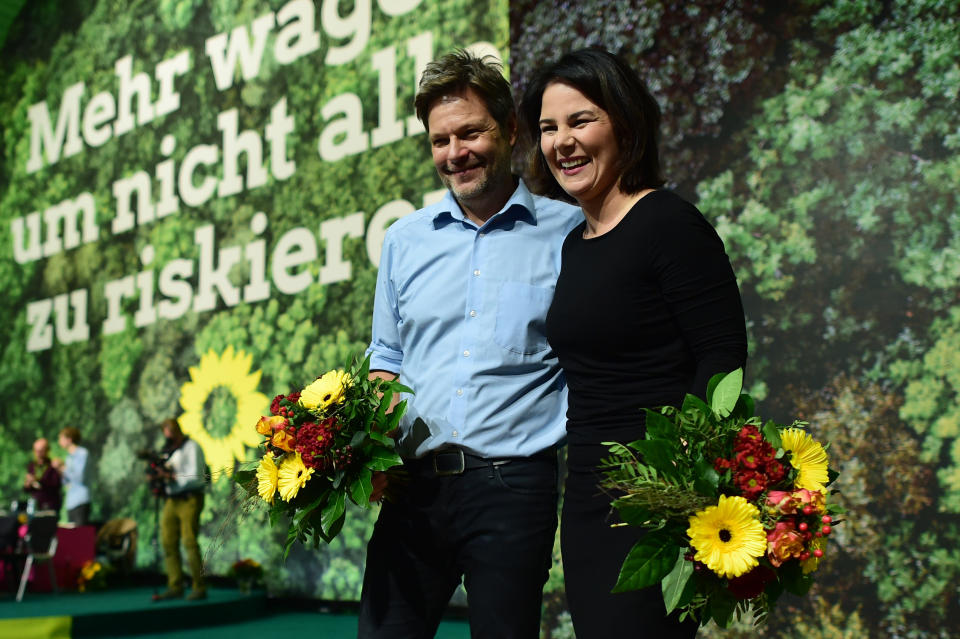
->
[494, 281, 554, 355]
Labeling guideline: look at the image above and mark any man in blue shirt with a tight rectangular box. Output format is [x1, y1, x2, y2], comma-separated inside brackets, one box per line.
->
[358, 50, 580, 639]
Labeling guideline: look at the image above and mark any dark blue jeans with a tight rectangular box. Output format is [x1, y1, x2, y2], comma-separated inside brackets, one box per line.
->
[357, 453, 558, 639]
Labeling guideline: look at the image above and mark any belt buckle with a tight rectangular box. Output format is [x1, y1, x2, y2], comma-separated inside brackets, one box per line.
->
[433, 449, 465, 476]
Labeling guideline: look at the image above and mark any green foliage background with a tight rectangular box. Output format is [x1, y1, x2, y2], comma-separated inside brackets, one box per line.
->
[0, 0, 506, 601]
[2, 0, 959, 636]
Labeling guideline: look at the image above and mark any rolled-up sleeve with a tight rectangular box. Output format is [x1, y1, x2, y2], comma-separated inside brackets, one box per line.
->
[367, 231, 403, 374]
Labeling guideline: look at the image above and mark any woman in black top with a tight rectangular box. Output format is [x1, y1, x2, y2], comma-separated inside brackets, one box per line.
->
[521, 48, 748, 637]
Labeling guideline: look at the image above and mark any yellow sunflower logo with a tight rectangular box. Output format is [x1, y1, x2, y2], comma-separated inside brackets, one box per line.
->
[179, 345, 268, 478]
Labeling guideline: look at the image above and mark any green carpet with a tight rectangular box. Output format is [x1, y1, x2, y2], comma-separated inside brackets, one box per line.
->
[0, 587, 471, 638]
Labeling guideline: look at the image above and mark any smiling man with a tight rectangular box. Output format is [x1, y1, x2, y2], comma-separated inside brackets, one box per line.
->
[358, 50, 580, 639]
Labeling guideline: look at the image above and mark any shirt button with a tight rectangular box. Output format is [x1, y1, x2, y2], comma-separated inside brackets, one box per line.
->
[478, 233, 486, 238]
[452, 430, 459, 437]
[456, 389, 463, 396]
[473, 269, 480, 276]
[463, 350, 470, 357]
[469, 310, 477, 317]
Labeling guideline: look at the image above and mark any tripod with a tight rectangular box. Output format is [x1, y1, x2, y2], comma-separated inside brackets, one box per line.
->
[151, 490, 164, 597]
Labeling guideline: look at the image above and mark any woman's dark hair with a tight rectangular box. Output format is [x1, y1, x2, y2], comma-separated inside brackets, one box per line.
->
[520, 47, 664, 201]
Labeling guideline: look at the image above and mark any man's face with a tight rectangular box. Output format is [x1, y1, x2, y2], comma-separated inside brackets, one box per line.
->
[427, 88, 516, 210]
[33, 439, 49, 461]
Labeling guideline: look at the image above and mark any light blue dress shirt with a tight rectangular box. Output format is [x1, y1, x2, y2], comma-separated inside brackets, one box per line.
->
[368, 179, 582, 459]
[63, 446, 90, 510]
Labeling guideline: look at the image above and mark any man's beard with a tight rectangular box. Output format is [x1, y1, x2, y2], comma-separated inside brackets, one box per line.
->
[441, 148, 512, 204]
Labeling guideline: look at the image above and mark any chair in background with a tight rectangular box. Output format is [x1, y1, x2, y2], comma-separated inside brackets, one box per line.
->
[0, 512, 21, 591]
[16, 511, 59, 602]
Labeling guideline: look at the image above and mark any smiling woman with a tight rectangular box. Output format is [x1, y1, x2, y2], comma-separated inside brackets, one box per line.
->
[519, 48, 748, 638]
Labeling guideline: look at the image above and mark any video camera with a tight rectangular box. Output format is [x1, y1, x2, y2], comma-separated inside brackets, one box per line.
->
[136, 448, 171, 496]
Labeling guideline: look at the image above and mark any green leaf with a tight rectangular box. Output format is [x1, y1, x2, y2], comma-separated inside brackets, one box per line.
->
[710, 368, 743, 417]
[644, 409, 678, 441]
[706, 588, 738, 628]
[705, 370, 725, 406]
[612, 498, 653, 526]
[350, 430, 369, 448]
[629, 440, 679, 477]
[693, 458, 720, 495]
[612, 532, 678, 593]
[762, 420, 783, 449]
[318, 510, 345, 542]
[348, 467, 374, 506]
[681, 393, 712, 417]
[233, 469, 256, 485]
[779, 560, 814, 596]
[320, 490, 346, 537]
[731, 393, 755, 420]
[662, 549, 695, 613]
[367, 446, 403, 471]
[292, 490, 329, 527]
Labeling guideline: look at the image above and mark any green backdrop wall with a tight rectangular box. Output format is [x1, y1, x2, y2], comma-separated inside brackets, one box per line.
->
[2, 1, 958, 637]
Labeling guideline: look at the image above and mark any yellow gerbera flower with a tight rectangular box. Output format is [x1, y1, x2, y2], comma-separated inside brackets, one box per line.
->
[687, 495, 767, 579]
[300, 370, 351, 411]
[256, 454, 279, 504]
[277, 452, 315, 502]
[781, 428, 830, 493]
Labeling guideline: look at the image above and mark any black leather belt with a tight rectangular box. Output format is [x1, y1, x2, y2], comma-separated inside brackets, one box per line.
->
[406, 447, 556, 477]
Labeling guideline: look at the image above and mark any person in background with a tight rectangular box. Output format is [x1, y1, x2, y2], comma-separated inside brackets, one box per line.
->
[152, 418, 207, 602]
[520, 47, 748, 637]
[55, 426, 91, 526]
[359, 49, 581, 638]
[23, 437, 62, 513]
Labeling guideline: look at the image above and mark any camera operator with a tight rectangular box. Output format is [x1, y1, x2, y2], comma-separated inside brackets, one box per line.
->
[152, 418, 207, 602]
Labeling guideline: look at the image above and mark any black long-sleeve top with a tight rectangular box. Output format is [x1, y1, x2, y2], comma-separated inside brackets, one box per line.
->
[546, 190, 747, 466]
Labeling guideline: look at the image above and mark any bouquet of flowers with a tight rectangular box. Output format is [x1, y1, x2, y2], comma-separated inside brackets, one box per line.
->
[600, 368, 842, 628]
[229, 558, 264, 580]
[77, 559, 108, 592]
[229, 558, 264, 592]
[235, 355, 410, 554]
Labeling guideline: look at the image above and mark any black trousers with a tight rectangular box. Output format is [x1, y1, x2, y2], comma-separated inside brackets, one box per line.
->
[357, 452, 558, 639]
[562, 464, 699, 638]
[67, 503, 90, 526]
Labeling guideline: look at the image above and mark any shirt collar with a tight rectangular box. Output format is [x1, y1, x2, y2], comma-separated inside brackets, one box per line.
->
[432, 178, 538, 229]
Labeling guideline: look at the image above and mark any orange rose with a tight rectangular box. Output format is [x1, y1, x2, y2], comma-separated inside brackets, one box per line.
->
[256, 415, 285, 437]
[271, 430, 296, 452]
[766, 521, 805, 567]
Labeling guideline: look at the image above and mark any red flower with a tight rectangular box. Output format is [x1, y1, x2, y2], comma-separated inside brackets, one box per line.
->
[286, 391, 301, 403]
[270, 394, 285, 415]
[727, 565, 777, 599]
[736, 425, 763, 446]
[755, 441, 777, 464]
[736, 449, 762, 469]
[295, 419, 337, 470]
[765, 460, 786, 482]
[714, 457, 734, 472]
[735, 469, 768, 499]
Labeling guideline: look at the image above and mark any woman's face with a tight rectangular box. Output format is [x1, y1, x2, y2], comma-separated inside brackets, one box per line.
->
[538, 81, 621, 207]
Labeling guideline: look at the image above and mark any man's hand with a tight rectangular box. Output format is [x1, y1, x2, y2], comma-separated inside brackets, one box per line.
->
[370, 471, 389, 502]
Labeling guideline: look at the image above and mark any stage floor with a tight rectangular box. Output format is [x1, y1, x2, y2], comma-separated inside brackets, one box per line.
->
[0, 587, 471, 638]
